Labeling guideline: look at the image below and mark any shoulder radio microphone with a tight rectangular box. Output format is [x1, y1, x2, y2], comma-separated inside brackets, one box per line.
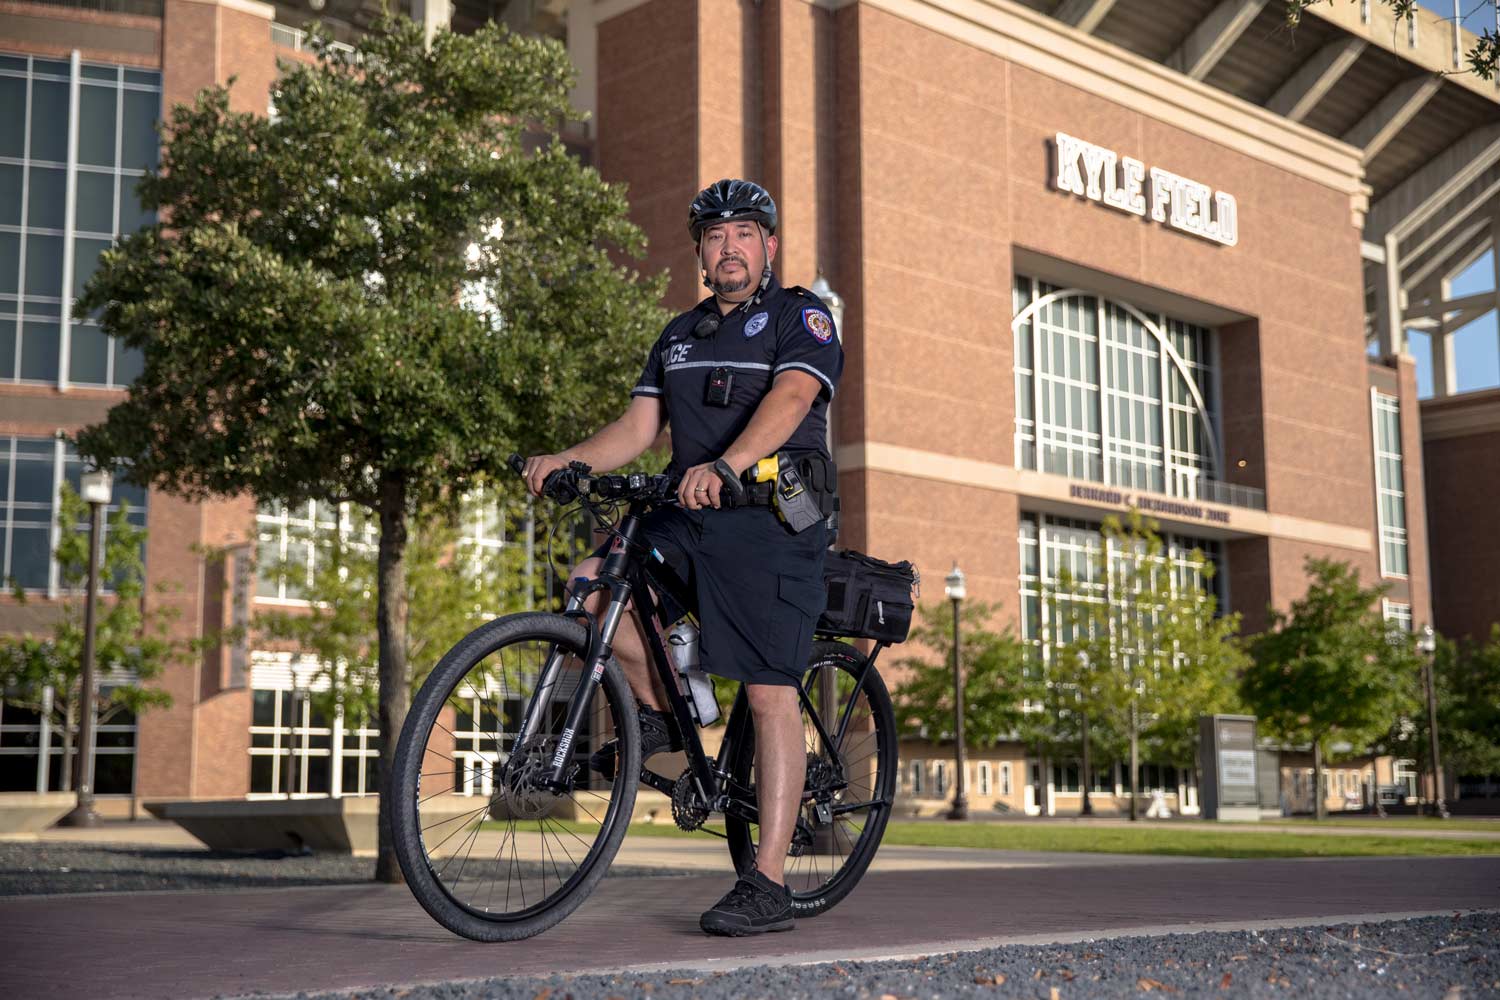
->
[693, 315, 720, 339]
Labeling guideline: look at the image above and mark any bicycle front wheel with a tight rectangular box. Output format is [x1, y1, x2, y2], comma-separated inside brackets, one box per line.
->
[724, 639, 898, 917]
[391, 612, 640, 941]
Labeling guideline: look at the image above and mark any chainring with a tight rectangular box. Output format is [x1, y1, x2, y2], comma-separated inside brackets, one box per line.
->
[671, 770, 712, 832]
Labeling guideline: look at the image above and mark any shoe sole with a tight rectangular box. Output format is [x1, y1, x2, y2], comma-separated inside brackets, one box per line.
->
[699, 917, 795, 937]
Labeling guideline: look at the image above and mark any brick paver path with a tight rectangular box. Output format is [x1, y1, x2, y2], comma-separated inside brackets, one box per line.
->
[3, 855, 1497, 999]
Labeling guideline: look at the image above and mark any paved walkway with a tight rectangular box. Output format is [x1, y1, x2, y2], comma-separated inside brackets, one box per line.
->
[3, 854, 1497, 999]
[10, 820, 1238, 872]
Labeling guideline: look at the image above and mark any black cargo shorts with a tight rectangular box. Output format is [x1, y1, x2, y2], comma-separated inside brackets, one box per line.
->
[596, 505, 829, 687]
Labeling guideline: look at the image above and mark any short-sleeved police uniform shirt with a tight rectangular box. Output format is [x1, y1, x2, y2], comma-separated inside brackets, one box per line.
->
[631, 276, 842, 472]
[619, 275, 843, 687]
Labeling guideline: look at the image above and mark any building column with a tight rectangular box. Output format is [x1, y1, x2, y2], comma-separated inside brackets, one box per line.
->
[1492, 212, 1500, 363]
[1430, 303, 1456, 397]
[1375, 232, 1406, 356]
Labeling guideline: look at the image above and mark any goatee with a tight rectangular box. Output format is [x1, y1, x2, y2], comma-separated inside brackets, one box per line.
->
[711, 273, 751, 294]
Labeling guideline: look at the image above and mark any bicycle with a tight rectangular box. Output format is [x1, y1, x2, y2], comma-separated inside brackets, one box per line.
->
[390, 455, 899, 941]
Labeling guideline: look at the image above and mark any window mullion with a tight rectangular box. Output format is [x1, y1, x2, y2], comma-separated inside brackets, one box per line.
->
[58, 51, 80, 392]
[1158, 324, 1173, 497]
[1096, 298, 1109, 486]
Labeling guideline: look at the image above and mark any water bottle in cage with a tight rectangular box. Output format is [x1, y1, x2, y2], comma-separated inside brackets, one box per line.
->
[667, 621, 719, 726]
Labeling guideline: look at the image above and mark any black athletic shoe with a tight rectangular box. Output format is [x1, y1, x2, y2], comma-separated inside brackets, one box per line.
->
[699, 870, 795, 936]
[590, 703, 681, 781]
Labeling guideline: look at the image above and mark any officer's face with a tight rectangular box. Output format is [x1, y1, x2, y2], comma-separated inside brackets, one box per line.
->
[700, 221, 777, 300]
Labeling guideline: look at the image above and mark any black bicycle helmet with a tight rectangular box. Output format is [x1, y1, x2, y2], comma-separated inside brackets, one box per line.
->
[688, 179, 778, 241]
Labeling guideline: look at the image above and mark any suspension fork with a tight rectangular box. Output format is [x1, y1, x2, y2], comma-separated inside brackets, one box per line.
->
[514, 584, 591, 748]
[539, 514, 644, 784]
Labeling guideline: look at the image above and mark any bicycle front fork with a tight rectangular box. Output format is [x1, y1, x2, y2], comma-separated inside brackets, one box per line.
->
[512, 578, 632, 788]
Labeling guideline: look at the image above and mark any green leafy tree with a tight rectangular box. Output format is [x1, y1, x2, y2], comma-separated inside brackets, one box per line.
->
[72, 17, 666, 880]
[1408, 626, 1500, 792]
[0, 485, 184, 791]
[892, 601, 1036, 750]
[254, 485, 554, 727]
[1282, 1, 1498, 81]
[1050, 511, 1247, 818]
[1241, 558, 1421, 820]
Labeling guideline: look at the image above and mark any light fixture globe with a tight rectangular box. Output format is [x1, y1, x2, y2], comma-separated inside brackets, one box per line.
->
[944, 563, 966, 602]
[80, 469, 113, 506]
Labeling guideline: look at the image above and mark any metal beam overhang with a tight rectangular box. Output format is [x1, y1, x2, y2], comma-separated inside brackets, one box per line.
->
[1054, 0, 1119, 33]
[1167, 0, 1270, 81]
[1366, 125, 1500, 241]
[1342, 74, 1444, 162]
[1401, 215, 1493, 294]
[1267, 37, 1367, 121]
[1164, 0, 1272, 81]
[1399, 177, 1500, 280]
[1404, 289, 1499, 324]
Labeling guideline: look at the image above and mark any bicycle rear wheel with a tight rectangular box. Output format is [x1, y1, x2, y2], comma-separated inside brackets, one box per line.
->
[391, 612, 639, 941]
[724, 639, 897, 917]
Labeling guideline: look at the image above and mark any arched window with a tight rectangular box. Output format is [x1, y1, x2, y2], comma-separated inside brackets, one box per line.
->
[1013, 277, 1222, 501]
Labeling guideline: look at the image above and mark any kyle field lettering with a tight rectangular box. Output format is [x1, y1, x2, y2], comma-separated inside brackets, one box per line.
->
[1053, 131, 1238, 247]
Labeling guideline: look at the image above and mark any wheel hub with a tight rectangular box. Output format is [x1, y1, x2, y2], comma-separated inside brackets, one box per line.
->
[497, 737, 566, 820]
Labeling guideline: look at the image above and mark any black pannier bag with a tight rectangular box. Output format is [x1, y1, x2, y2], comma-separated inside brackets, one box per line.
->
[816, 549, 920, 644]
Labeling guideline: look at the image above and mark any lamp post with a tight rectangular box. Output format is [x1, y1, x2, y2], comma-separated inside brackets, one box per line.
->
[57, 468, 112, 828]
[1077, 649, 1093, 817]
[1417, 624, 1447, 819]
[945, 563, 968, 821]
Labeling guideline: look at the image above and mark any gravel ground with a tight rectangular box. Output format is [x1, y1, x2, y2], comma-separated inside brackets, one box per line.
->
[290, 912, 1500, 1000]
[0, 842, 687, 896]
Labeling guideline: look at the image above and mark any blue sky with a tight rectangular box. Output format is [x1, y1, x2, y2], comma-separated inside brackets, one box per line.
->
[1400, 2, 1497, 398]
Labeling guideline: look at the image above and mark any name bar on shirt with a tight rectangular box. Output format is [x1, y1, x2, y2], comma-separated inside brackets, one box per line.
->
[1051, 131, 1239, 248]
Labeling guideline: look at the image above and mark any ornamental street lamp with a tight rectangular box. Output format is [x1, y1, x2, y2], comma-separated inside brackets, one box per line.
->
[945, 563, 968, 821]
[1077, 649, 1093, 817]
[1417, 624, 1448, 819]
[56, 468, 112, 828]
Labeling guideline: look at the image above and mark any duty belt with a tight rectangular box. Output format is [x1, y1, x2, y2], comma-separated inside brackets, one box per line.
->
[740, 452, 839, 527]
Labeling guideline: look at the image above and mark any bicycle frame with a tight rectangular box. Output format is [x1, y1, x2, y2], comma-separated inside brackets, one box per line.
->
[520, 497, 885, 829]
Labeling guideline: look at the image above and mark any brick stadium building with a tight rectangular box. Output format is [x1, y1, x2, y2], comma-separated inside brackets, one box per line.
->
[0, 0, 1496, 818]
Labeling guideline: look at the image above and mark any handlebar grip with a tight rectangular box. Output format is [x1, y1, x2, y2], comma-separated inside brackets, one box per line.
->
[507, 453, 527, 476]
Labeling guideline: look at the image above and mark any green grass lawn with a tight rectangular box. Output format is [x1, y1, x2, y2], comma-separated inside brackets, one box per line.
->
[874, 822, 1500, 858]
[1248, 816, 1500, 833]
[507, 818, 1500, 859]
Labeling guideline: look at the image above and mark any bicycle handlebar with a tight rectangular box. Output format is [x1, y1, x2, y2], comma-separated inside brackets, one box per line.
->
[507, 453, 680, 506]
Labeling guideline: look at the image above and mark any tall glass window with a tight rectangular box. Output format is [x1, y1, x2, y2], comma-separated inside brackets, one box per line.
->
[1371, 391, 1408, 577]
[1382, 599, 1412, 633]
[248, 655, 381, 798]
[0, 435, 147, 593]
[255, 492, 512, 605]
[1017, 512, 1225, 662]
[1014, 276, 1219, 499]
[0, 51, 157, 389]
[0, 686, 137, 794]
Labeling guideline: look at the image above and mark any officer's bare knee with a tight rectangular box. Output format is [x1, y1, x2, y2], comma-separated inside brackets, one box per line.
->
[746, 683, 798, 717]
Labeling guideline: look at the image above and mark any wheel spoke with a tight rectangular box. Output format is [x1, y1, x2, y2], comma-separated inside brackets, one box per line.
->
[725, 645, 895, 909]
[394, 623, 636, 933]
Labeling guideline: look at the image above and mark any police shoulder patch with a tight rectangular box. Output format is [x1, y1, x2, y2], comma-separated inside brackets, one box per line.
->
[802, 307, 834, 344]
[744, 311, 769, 338]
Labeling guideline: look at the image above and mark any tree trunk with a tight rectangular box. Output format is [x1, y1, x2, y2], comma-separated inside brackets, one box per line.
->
[1312, 738, 1326, 822]
[374, 474, 411, 884]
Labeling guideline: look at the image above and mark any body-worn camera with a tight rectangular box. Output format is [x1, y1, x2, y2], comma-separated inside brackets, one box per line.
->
[706, 366, 733, 407]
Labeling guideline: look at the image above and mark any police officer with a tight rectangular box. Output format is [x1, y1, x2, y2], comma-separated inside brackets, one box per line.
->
[523, 178, 842, 936]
